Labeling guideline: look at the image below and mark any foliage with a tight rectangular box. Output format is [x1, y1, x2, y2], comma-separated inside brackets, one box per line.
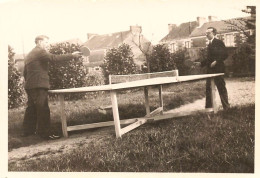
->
[224, 6, 256, 75]
[232, 43, 255, 75]
[172, 48, 190, 76]
[8, 45, 26, 109]
[48, 42, 88, 100]
[101, 43, 139, 84]
[148, 44, 176, 72]
[85, 71, 105, 98]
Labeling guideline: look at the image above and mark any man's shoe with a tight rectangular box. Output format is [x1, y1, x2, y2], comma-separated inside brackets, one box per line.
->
[40, 134, 61, 140]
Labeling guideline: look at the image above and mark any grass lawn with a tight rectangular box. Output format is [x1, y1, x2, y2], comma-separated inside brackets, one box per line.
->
[8, 77, 255, 172]
[8, 104, 255, 172]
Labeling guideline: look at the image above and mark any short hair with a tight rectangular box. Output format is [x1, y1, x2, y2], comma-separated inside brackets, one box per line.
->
[35, 35, 49, 44]
[207, 27, 217, 35]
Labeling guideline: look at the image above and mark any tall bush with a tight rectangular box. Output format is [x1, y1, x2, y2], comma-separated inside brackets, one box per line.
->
[232, 43, 255, 75]
[48, 42, 88, 100]
[101, 43, 139, 84]
[148, 44, 176, 72]
[8, 46, 26, 109]
[172, 49, 190, 76]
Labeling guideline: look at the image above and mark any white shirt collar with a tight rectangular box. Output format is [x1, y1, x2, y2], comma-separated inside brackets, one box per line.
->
[209, 37, 215, 43]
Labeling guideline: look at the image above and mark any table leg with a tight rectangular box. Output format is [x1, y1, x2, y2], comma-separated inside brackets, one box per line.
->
[59, 94, 68, 137]
[158, 85, 163, 114]
[144, 86, 150, 117]
[110, 91, 122, 138]
[210, 78, 217, 113]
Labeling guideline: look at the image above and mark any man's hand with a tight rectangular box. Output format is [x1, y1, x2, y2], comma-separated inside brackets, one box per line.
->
[210, 61, 217, 68]
[192, 62, 201, 69]
[72, 51, 83, 58]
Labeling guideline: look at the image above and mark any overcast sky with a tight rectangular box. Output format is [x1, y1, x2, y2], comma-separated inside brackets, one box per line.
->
[0, 0, 255, 54]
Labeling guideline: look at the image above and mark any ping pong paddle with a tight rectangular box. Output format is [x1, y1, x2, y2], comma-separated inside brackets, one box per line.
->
[80, 46, 91, 57]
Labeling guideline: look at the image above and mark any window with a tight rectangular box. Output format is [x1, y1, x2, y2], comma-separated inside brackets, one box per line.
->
[170, 43, 177, 53]
[82, 56, 89, 63]
[225, 34, 234, 47]
[185, 41, 190, 48]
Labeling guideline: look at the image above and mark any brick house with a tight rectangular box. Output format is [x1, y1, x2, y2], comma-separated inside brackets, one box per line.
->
[160, 16, 253, 75]
[189, 16, 253, 74]
[83, 26, 151, 73]
[190, 16, 252, 48]
[159, 19, 200, 52]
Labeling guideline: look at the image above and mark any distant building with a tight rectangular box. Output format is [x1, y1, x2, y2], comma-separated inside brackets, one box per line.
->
[160, 15, 254, 75]
[160, 19, 200, 52]
[160, 16, 252, 49]
[190, 16, 252, 48]
[51, 38, 83, 46]
[83, 26, 151, 72]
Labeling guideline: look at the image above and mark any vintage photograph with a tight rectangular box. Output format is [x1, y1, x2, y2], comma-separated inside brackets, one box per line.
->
[1, 0, 258, 176]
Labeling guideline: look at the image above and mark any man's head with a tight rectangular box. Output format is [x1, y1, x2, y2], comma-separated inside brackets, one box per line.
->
[35, 35, 50, 51]
[206, 27, 217, 40]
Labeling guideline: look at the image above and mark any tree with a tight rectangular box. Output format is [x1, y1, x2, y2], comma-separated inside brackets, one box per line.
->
[171, 48, 190, 76]
[8, 45, 26, 109]
[224, 6, 256, 75]
[130, 32, 153, 73]
[224, 6, 255, 45]
[148, 44, 176, 73]
[48, 42, 88, 99]
[101, 43, 139, 84]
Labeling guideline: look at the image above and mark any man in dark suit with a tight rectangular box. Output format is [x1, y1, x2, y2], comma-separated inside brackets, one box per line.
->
[23, 35, 81, 140]
[194, 27, 230, 110]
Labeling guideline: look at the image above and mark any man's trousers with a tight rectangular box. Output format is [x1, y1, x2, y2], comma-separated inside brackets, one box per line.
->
[23, 88, 51, 137]
[205, 76, 230, 110]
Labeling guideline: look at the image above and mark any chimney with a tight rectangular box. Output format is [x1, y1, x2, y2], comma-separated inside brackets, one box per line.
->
[168, 24, 177, 33]
[197, 17, 207, 27]
[87, 33, 98, 40]
[208, 16, 218, 22]
[130, 25, 142, 35]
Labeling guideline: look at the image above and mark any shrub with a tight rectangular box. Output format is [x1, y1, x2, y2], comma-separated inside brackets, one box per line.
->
[148, 44, 176, 72]
[172, 48, 190, 76]
[85, 71, 105, 98]
[101, 43, 139, 84]
[8, 46, 26, 109]
[232, 43, 255, 75]
[48, 42, 88, 100]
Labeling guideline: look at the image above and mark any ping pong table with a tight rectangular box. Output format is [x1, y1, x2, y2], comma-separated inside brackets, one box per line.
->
[49, 73, 223, 138]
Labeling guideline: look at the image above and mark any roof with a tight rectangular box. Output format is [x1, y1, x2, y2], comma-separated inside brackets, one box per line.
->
[190, 16, 251, 37]
[83, 31, 130, 50]
[89, 50, 105, 63]
[52, 38, 83, 45]
[160, 21, 198, 42]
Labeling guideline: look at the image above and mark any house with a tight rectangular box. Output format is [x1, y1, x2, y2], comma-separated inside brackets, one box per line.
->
[159, 19, 200, 52]
[189, 16, 252, 48]
[160, 16, 253, 75]
[189, 16, 253, 75]
[83, 26, 151, 72]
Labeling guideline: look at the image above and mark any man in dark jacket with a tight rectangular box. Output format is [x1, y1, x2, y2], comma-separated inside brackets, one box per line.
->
[194, 27, 230, 110]
[23, 35, 81, 140]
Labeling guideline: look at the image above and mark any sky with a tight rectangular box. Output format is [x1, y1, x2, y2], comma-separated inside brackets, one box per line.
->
[0, 0, 255, 55]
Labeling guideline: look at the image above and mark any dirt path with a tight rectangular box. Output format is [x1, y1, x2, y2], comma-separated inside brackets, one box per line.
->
[8, 78, 255, 164]
[166, 78, 255, 113]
